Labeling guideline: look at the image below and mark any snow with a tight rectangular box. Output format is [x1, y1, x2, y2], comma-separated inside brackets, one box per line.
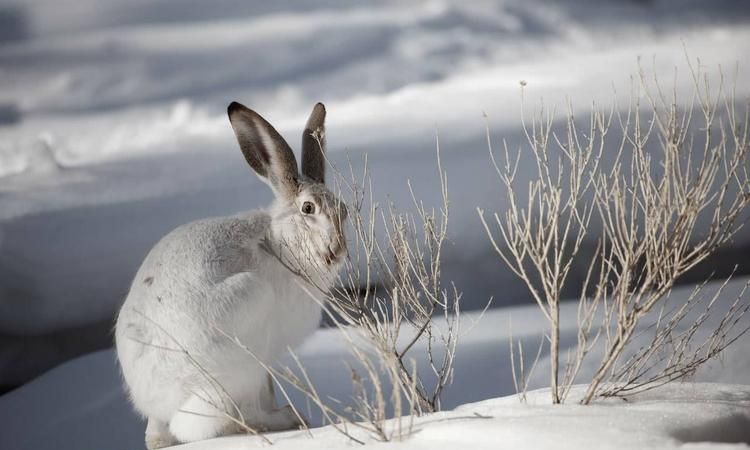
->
[1, 1, 750, 448]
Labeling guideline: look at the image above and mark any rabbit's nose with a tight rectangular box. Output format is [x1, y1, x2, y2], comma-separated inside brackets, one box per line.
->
[325, 248, 336, 266]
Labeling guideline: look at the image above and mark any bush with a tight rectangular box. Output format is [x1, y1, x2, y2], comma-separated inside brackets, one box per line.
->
[479, 60, 750, 404]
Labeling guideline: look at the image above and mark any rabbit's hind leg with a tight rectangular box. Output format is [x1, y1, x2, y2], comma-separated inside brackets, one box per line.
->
[168, 377, 304, 443]
[168, 392, 235, 443]
[145, 418, 177, 449]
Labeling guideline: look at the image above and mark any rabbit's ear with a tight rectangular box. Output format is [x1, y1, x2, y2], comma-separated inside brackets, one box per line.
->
[228, 102, 299, 200]
[301, 102, 326, 184]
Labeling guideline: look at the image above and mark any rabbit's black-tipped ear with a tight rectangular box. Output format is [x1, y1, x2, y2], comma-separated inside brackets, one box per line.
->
[228, 101, 299, 200]
[301, 102, 326, 184]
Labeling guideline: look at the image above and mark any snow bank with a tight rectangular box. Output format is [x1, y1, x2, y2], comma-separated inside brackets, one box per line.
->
[2, 0, 749, 178]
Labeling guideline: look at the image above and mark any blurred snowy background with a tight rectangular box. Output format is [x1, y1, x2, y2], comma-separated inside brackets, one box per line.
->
[1, 1, 749, 447]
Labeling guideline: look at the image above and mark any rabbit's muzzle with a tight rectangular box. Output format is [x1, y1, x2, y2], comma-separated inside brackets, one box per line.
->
[323, 235, 346, 266]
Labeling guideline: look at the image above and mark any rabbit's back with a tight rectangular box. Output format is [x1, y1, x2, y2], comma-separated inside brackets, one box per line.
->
[118, 212, 272, 337]
[142, 213, 269, 286]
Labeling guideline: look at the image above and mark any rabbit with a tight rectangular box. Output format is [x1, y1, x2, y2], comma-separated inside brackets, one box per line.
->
[115, 101, 348, 449]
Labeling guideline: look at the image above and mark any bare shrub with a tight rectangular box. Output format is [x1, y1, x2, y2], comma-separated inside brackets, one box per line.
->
[252, 141, 463, 442]
[333, 144, 459, 415]
[478, 96, 607, 404]
[324, 142, 461, 416]
[480, 60, 750, 404]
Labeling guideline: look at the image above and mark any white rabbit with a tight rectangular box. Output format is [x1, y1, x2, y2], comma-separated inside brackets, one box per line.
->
[115, 102, 348, 449]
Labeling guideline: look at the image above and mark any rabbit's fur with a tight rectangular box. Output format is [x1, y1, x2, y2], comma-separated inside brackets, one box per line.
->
[115, 102, 347, 448]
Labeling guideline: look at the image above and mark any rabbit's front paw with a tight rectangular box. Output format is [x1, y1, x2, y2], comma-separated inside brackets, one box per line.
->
[262, 405, 307, 431]
[145, 418, 178, 449]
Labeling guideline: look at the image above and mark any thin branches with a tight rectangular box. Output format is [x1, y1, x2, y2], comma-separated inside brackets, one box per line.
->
[319, 140, 462, 417]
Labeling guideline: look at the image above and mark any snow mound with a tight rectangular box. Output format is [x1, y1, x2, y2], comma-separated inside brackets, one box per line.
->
[170, 384, 750, 450]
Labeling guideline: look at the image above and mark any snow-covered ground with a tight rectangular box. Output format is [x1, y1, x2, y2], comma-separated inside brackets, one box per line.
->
[1, 276, 748, 450]
[1, 1, 750, 449]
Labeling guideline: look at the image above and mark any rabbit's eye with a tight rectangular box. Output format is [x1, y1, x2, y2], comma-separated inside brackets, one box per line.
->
[301, 201, 316, 215]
